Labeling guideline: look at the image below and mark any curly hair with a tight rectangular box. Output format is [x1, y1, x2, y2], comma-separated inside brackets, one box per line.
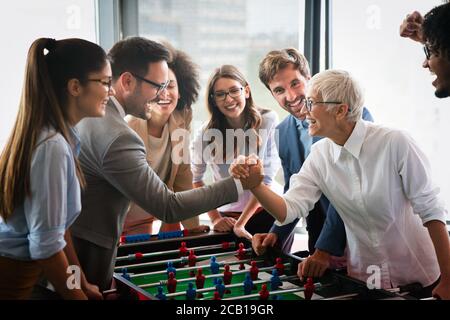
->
[423, 2, 450, 60]
[205, 65, 268, 160]
[159, 41, 200, 129]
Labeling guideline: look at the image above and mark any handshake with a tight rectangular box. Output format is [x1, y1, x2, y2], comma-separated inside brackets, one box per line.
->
[230, 154, 264, 190]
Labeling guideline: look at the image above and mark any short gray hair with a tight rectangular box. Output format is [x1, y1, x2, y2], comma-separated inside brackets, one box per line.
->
[308, 69, 364, 122]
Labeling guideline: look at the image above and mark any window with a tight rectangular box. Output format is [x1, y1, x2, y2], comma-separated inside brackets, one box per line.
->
[0, 0, 97, 149]
[135, 0, 305, 130]
[332, 0, 450, 207]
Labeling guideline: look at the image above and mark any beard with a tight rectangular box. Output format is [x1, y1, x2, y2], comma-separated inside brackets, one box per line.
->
[435, 87, 450, 98]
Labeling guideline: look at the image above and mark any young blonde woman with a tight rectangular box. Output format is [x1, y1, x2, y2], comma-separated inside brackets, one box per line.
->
[123, 44, 206, 235]
[191, 65, 281, 240]
[0, 38, 114, 299]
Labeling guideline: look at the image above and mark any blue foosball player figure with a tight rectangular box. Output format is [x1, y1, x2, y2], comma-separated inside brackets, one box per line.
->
[270, 269, 282, 291]
[156, 285, 167, 300]
[215, 278, 226, 298]
[166, 261, 176, 277]
[270, 269, 283, 300]
[243, 273, 254, 295]
[186, 282, 197, 300]
[121, 268, 131, 281]
[210, 256, 220, 274]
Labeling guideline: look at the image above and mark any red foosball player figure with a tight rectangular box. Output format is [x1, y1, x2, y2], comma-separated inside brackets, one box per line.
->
[259, 284, 270, 300]
[196, 268, 206, 298]
[167, 272, 177, 294]
[249, 261, 259, 281]
[223, 264, 233, 294]
[275, 257, 284, 276]
[188, 249, 197, 276]
[236, 243, 246, 270]
[212, 291, 221, 300]
[304, 277, 315, 300]
[179, 241, 188, 257]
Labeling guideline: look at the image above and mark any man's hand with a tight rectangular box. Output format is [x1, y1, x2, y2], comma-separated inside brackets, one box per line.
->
[298, 249, 331, 280]
[432, 278, 450, 300]
[399, 11, 424, 43]
[231, 155, 264, 190]
[252, 233, 278, 256]
[188, 224, 211, 234]
[212, 216, 236, 232]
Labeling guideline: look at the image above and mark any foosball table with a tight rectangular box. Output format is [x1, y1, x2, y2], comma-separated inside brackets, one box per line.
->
[110, 231, 418, 301]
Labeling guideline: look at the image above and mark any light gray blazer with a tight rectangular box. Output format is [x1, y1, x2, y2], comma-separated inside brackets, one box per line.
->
[71, 101, 238, 288]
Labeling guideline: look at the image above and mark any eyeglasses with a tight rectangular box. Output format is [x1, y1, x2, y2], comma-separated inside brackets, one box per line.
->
[88, 78, 113, 91]
[131, 73, 170, 96]
[423, 44, 432, 60]
[304, 98, 343, 112]
[212, 87, 244, 102]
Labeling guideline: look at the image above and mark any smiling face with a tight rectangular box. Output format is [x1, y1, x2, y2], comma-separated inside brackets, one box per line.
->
[77, 61, 114, 118]
[423, 48, 450, 99]
[268, 64, 309, 120]
[147, 68, 178, 119]
[126, 60, 169, 120]
[212, 77, 249, 122]
[305, 88, 337, 138]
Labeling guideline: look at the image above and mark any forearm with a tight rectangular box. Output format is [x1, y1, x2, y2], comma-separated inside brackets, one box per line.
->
[425, 220, 450, 281]
[251, 184, 287, 222]
[194, 180, 221, 223]
[37, 250, 86, 300]
[236, 194, 261, 226]
[64, 230, 89, 288]
[142, 176, 237, 223]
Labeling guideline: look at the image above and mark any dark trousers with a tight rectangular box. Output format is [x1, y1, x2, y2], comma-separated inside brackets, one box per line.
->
[305, 202, 326, 254]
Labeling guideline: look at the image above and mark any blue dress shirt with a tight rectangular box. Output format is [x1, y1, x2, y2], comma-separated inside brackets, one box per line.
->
[0, 126, 81, 260]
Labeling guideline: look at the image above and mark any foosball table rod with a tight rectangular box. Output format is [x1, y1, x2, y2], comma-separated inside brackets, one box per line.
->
[114, 248, 252, 271]
[115, 242, 237, 262]
[165, 275, 299, 299]
[139, 262, 292, 289]
[128, 257, 265, 279]
[222, 282, 326, 300]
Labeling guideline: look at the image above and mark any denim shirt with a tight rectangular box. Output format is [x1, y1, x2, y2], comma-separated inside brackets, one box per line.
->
[0, 126, 81, 260]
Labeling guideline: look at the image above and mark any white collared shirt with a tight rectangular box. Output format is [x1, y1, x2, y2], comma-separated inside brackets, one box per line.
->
[278, 120, 447, 288]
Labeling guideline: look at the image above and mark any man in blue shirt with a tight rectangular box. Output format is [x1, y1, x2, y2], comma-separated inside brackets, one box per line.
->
[254, 48, 373, 276]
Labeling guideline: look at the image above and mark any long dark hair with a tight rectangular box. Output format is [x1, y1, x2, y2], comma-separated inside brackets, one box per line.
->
[0, 38, 107, 221]
[205, 65, 267, 160]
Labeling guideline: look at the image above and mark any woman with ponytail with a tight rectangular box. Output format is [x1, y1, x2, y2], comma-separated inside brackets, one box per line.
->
[0, 38, 114, 299]
[191, 65, 281, 240]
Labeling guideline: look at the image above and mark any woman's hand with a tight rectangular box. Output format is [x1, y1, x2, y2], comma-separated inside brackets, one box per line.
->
[82, 281, 103, 300]
[233, 224, 253, 241]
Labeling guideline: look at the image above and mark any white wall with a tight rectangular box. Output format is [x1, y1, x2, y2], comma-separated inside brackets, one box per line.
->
[332, 0, 450, 209]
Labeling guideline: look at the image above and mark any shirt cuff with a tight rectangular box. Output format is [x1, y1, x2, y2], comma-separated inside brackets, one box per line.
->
[233, 178, 244, 197]
[28, 227, 66, 260]
[420, 210, 448, 226]
[274, 198, 298, 226]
